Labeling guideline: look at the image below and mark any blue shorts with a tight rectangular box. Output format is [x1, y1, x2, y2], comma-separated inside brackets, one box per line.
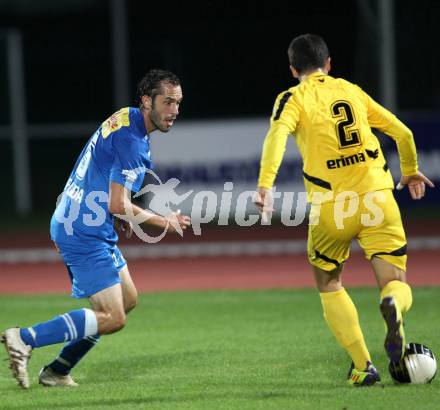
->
[58, 244, 127, 299]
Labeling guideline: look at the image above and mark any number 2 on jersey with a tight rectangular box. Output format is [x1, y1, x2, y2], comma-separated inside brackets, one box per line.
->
[331, 101, 361, 148]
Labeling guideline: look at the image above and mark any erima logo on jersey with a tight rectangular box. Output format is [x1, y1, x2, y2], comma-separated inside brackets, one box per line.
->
[327, 148, 381, 169]
[122, 169, 138, 183]
[327, 152, 366, 169]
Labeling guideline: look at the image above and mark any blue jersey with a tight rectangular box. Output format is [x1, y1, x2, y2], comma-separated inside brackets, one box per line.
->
[51, 107, 152, 248]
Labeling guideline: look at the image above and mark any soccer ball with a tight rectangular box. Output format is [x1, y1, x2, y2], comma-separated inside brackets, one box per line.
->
[389, 342, 437, 384]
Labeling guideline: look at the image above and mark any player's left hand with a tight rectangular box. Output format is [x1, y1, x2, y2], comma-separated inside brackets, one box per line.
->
[114, 217, 133, 238]
[396, 171, 435, 200]
[165, 210, 191, 234]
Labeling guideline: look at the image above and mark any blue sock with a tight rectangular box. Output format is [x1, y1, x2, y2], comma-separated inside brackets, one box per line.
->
[19, 308, 98, 348]
[48, 334, 100, 375]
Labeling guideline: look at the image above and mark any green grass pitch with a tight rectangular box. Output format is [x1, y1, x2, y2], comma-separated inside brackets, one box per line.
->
[0, 288, 439, 409]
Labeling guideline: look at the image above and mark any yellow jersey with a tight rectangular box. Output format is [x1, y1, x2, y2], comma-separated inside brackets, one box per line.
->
[258, 72, 418, 203]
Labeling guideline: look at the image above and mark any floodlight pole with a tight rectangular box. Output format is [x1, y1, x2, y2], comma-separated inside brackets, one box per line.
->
[110, 0, 130, 108]
[379, 0, 397, 112]
[7, 28, 31, 215]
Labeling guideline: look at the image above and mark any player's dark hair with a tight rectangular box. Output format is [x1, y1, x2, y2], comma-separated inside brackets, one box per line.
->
[287, 34, 329, 74]
[137, 69, 181, 106]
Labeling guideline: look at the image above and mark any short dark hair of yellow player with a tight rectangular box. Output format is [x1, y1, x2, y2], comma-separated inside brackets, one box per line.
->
[287, 34, 330, 75]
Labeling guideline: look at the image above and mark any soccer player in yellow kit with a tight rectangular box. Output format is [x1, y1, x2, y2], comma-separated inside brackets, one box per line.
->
[255, 34, 435, 386]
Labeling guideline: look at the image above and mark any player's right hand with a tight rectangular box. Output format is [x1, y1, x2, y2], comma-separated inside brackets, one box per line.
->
[253, 187, 275, 224]
[396, 171, 435, 200]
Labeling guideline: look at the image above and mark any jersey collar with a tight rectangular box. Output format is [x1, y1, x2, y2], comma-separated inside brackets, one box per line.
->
[299, 70, 327, 82]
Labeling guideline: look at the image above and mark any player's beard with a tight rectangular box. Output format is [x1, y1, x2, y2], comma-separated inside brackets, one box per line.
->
[150, 107, 172, 133]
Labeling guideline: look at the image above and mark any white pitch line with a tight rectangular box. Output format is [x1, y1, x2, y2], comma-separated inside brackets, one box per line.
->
[0, 236, 439, 264]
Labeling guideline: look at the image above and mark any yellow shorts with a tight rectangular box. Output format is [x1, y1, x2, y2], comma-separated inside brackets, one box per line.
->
[307, 189, 407, 272]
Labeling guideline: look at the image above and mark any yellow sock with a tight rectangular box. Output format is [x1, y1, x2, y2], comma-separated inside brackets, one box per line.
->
[320, 288, 371, 370]
[380, 280, 413, 315]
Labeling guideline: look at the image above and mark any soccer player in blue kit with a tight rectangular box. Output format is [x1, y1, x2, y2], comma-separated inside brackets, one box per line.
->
[2, 69, 191, 389]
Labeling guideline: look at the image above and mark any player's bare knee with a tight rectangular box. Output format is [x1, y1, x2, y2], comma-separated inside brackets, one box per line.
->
[313, 264, 343, 292]
[99, 311, 126, 333]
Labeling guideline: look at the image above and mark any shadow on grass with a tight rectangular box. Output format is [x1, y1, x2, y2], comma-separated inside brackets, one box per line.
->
[84, 348, 222, 379]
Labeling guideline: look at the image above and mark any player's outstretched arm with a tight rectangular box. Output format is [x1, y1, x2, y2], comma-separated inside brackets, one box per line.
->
[396, 171, 435, 200]
[108, 182, 191, 233]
